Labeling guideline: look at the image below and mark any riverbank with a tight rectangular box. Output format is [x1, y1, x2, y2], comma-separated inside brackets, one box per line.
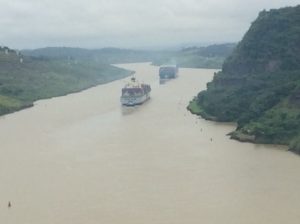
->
[188, 6, 300, 154]
[188, 99, 300, 153]
[187, 99, 218, 121]
[0, 49, 132, 116]
[188, 99, 255, 142]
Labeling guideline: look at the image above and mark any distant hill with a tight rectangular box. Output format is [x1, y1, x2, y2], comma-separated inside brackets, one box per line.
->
[152, 43, 236, 68]
[0, 47, 131, 115]
[189, 5, 300, 153]
[22, 47, 169, 64]
[23, 44, 236, 69]
[22, 47, 91, 59]
[181, 43, 236, 57]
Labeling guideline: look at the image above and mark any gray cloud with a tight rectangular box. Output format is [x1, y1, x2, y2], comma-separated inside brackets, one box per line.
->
[0, 0, 299, 49]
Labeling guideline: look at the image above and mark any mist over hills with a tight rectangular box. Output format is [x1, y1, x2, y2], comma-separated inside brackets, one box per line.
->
[22, 43, 236, 69]
[22, 47, 160, 64]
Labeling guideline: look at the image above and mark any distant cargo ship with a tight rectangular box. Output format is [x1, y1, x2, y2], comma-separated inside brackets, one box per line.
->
[159, 64, 178, 79]
[120, 77, 151, 106]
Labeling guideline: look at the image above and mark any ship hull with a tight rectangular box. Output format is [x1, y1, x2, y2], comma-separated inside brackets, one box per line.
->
[159, 66, 178, 79]
[120, 93, 150, 106]
[159, 74, 177, 79]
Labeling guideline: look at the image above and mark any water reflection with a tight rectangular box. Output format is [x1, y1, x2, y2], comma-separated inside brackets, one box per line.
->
[120, 99, 151, 116]
[159, 79, 172, 85]
[121, 105, 138, 115]
[159, 79, 167, 85]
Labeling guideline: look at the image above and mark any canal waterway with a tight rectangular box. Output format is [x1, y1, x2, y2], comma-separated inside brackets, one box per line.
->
[1, 63, 300, 224]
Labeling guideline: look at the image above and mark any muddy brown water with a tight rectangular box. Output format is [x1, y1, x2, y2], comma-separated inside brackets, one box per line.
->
[1, 63, 300, 224]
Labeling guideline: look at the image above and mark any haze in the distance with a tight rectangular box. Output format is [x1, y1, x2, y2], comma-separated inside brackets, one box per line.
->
[1, 0, 299, 49]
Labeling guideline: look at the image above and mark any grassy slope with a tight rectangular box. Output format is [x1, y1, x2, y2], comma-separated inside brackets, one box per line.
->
[0, 47, 131, 115]
[189, 5, 300, 153]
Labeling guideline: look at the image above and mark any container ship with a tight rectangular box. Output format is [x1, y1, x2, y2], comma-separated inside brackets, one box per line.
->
[159, 64, 178, 79]
[120, 77, 151, 106]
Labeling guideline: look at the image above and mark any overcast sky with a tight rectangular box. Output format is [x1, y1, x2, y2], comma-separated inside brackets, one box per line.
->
[1, 0, 299, 50]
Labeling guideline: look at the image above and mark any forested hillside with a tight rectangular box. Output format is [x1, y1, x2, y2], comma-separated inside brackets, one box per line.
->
[188, 5, 300, 153]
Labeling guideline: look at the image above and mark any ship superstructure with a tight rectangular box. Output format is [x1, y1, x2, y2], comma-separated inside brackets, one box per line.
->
[120, 77, 151, 106]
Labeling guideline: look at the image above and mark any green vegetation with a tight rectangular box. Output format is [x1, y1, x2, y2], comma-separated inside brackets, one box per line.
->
[189, 5, 300, 153]
[187, 98, 203, 114]
[0, 95, 24, 115]
[187, 98, 218, 120]
[0, 47, 131, 116]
